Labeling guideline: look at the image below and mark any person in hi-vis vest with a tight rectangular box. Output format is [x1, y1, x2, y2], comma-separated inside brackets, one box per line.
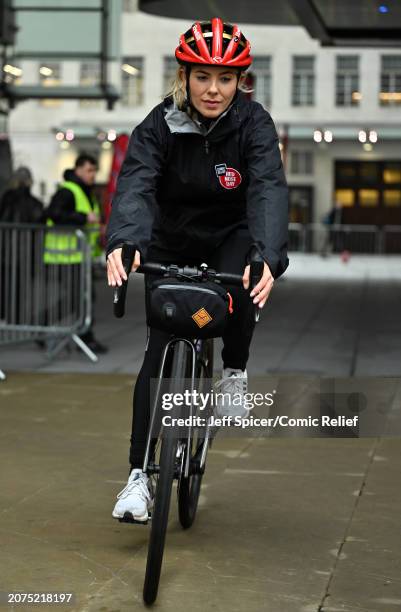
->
[45, 154, 108, 354]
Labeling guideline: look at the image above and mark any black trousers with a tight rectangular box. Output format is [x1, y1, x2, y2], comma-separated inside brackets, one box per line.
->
[129, 228, 257, 468]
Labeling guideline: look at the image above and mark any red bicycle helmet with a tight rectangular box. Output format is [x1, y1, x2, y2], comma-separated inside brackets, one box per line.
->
[175, 18, 252, 69]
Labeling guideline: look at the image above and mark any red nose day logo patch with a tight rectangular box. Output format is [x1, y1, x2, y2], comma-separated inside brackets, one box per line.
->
[215, 163, 242, 190]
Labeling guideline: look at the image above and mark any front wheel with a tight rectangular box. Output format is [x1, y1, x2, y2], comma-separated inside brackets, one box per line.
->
[143, 341, 188, 606]
[178, 339, 214, 529]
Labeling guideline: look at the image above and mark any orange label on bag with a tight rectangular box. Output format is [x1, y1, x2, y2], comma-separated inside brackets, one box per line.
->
[192, 307, 212, 328]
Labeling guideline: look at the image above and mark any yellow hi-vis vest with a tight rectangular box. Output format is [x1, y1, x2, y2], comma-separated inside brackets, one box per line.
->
[44, 181, 102, 264]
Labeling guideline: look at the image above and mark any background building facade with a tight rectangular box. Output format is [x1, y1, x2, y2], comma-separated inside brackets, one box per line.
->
[7, 4, 401, 225]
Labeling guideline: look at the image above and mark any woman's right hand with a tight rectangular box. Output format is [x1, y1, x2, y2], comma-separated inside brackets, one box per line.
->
[107, 248, 141, 287]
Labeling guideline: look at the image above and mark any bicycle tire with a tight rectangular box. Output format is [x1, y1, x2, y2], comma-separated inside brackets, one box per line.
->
[178, 338, 214, 529]
[143, 340, 189, 606]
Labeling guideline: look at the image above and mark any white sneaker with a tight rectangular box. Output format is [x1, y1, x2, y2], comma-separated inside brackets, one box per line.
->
[214, 368, 249, 419]
[112, 469, 153, 521]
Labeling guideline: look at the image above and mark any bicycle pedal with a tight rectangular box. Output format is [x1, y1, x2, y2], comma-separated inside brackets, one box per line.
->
[117, 511, 151, 525]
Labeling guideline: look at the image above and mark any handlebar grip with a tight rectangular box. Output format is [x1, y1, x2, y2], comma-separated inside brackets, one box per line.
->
[248, 248, 265, 324]
[249, 250, 265, 292]
[113, 244, 136, 318]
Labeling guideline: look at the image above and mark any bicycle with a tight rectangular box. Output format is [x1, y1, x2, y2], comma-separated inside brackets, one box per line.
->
[113, 244, 264, 605]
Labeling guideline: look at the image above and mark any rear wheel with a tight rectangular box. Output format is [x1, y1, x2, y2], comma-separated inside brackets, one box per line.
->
[178, 339, 214, 529]
[143, 341, 189, 606]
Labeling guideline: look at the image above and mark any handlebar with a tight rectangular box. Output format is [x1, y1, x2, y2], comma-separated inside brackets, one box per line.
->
[113, 244, 265, 320]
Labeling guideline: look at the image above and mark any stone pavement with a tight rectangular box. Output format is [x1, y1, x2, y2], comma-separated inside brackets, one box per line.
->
[0, 373, 400, 612]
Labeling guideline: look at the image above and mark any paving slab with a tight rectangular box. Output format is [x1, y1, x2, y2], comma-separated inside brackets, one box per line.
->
[1, 373, 400, 612]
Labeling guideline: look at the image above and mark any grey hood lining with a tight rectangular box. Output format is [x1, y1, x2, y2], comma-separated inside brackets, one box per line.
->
[164, 101, 234, 137]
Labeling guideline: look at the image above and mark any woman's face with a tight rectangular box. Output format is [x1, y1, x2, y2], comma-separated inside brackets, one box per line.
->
[186, 66, 240, 118]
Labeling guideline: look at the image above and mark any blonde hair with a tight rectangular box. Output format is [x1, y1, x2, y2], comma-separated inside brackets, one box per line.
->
[168, 67, 187, 110]
[165, 66, 253, 114]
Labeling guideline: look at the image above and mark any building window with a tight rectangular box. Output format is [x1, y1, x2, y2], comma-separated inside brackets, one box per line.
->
[383, 190, 401, 207]
[383, 162, 401, 183]
[39, 62, 62, 107]
[335, 161, 401, 209]
[121, 57, 144, 107]
[123, 0, 137, 11]
[380, 56, 401, 106]
[163, 57, 177, 97]
[80, 61, 101, 108]
[335, 189, 355, 207]
[359, 189, 379, 207]
[292, 56, 315, 106]
[290, 151, 314, 175]
[360, 162, 379, 184]
[252, 56, 271, 109]
[336, 56, 360, 106]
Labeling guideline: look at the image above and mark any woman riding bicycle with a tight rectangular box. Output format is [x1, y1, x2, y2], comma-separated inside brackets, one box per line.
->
[106, 18, 289, 522]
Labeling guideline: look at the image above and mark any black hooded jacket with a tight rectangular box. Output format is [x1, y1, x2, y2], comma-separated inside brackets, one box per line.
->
[46, 169, 96, 226]
[106, 92, 289, 278]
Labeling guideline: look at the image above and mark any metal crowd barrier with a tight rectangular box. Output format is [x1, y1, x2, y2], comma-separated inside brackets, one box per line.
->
[0, 222, 97, 379]
[289, 223, 401, 255]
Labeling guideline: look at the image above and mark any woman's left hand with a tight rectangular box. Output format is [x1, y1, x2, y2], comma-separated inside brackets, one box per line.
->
[242, 262, 274, 309]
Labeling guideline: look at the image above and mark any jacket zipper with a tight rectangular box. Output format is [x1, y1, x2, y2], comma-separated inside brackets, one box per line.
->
[205, 139, 209, 155]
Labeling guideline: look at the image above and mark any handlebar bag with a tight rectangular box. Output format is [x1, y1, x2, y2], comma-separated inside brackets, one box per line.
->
[147, 277, 233, 339]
